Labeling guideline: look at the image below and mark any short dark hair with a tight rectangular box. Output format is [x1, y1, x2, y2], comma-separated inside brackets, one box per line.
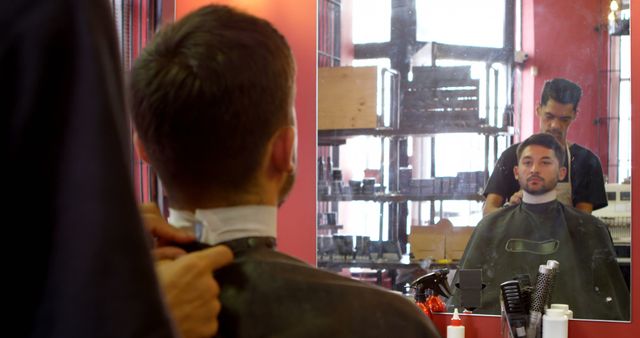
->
[516, 133, 566, 166]
[539, 78, 582, 111]
[130, 5, 295, 200]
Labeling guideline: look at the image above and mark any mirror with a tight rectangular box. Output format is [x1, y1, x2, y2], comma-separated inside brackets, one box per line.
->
[316, 0, 631, 322]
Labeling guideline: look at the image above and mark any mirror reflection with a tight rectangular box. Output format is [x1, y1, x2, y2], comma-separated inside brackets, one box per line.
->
[316, 0, 631, 321]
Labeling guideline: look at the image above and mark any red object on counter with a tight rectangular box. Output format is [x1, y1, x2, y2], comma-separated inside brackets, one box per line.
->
[427, 294, 447, 313]
[416, 300, 433, 319]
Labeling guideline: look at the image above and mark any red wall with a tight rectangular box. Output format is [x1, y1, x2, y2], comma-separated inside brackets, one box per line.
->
[520, 0, 610, 169]
[131, 1, 155, 204]
[176, 0, 317, 264]
[519, 0, 536, 139]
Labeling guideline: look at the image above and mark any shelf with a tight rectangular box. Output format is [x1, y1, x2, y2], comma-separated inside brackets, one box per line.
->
[318, 192, 484, 202]
[317, 259, 421, 270]
[317, 224, 343, 230]
[617, 257, 631, 265]
[317, 259, 459, 270]
[318, 125, 513, 143]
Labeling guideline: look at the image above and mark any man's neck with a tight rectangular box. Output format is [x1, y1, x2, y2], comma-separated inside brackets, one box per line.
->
[168, 193, 276, 212]
[522, 190, 557, 204]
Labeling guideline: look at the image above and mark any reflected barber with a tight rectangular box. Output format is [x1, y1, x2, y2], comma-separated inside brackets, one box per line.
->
[483, 78, 607, 215]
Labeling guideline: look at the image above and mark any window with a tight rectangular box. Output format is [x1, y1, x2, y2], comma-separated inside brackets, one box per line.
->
[616, 35, 631, 182]
[352, 0, 391, 43]
[608, 21, 631, 184]
[416, 0, 505, 48]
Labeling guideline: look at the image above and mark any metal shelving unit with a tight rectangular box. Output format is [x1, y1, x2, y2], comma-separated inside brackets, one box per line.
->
[318, 193, 484, 203]
[316, 0, 516, 290]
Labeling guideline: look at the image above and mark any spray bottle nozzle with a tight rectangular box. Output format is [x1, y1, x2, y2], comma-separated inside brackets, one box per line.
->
[411, 268, 452, 300]
[451, 308, 462, 325]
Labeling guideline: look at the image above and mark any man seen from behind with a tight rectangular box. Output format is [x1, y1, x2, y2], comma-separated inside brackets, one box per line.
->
[130, 5, 441, 338]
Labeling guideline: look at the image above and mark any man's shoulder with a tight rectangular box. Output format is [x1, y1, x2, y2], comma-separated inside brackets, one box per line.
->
[570, 143, 601, 163]
[218, 249, 439, 338]
[570, 142, 594, 153]
[478, 204, 519, 227]
[507, 142, 520, 151]
[560, 203, 608, 229]
[499, 143, 519, 161]
[489, 143, 519, 171]
[222, 249, 404, 297]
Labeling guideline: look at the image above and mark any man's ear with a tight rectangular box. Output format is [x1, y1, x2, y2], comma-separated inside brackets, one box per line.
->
[269, 126, 296, 174]
[513, 166, 519, 180]
[558, 166, 567, 181]
[133, 131, 150, 164]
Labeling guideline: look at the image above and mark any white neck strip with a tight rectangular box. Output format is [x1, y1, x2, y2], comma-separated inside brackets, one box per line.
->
[522, 190, 557, 204]
[168, 205, 277, 246]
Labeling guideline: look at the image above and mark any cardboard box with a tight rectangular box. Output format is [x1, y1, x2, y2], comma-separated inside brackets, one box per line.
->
[409, 220, 475, 261]
[318, 67, 380, 130]
[409, 220, 453, 260]
[409, 224, 446, 260]
[446, 226, 475, 260]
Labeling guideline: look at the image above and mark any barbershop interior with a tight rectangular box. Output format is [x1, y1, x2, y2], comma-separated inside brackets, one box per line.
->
[119, 0, 637, 337]
[13, 0, 637, 337]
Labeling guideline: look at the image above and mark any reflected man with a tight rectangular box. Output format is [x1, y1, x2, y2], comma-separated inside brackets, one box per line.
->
[483, 78, 607, 215]
[450, 133, 629, 320]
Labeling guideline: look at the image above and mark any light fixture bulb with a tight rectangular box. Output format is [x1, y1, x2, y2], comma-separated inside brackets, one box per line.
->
[610, 0, 619, 12]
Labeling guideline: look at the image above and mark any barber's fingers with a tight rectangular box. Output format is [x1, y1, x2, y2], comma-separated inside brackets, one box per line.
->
[184, 245, 234, 273]
[189, 298, 222, 338]
[509, 190, 523, 205]
[139, 202, 195, 244]
[208, 297, 222, 334]
[152, 221, 195, 244]
[153, 246, 188, 260]
[139, 202, 162, 215]
[514, 190, 523, 200]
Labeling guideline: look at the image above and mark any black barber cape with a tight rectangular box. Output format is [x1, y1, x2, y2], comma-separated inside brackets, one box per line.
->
[4, 1, 175, 337]
[214, 240, 442, 338]
[448, 201, 629, 320]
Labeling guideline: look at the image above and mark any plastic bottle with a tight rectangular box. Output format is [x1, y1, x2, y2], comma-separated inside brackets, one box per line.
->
[542, 308, 568, 338]
[550, 304, 573, 319]
[447, 308, 465, 338]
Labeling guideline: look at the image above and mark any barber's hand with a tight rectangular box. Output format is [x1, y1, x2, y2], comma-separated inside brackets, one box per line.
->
[140, 203, 196, 260]
[156, 245, 234, 338]
[508, 190, 524, 206]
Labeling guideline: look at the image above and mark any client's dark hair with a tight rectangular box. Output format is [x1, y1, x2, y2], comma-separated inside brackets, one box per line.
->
[516, 133, 566, 166]
[130, 5, 296, 199]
